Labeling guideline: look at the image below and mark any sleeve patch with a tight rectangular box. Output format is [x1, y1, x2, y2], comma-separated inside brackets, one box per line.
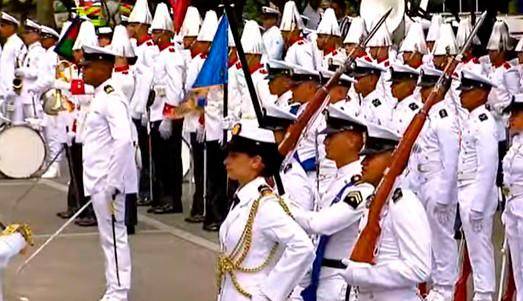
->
[439, 109, 448, 118]
[104, 85, 114, 94]
[372, 99, 382, 107]
[479, 113, 488, 121]
[344, 191, 363, 209]
[408, 103, 419, 111]
[392, 188, 403, 203]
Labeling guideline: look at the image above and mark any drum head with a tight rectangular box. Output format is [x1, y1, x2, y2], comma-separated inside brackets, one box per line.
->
[0, 126, 46, 178]
[182, 139, 191, 178]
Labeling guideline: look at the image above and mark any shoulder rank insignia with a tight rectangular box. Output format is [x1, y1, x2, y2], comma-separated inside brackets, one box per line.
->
[258, 184, 273, 197]
[104, 85, 114, 94]
[439, 109, 448, 118]
[408, 103, 419, 111]
[392, 188, 403, 203]
[479, 113, 488, 121]
[372, 99, 381, 107]
[344, 191, 363, 209]
[350, 174, 361, 184]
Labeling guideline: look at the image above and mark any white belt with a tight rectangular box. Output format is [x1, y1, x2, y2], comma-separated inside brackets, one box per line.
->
[417, 161, 443, 173]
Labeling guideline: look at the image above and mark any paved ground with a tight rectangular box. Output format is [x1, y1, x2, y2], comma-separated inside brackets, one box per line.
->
[0, 173, 512, 301]
[0, 177, 219, 301]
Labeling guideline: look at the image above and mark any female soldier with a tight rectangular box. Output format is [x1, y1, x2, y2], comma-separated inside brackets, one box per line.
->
[217, 121, 315, 301]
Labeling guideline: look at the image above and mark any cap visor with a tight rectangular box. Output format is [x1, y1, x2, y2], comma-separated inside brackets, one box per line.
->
[319, 127, 342, 135]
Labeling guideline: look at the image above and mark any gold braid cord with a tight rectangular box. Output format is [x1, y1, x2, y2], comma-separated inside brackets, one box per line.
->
[2, 224, 33, 246]
[217, 190, 293, 298]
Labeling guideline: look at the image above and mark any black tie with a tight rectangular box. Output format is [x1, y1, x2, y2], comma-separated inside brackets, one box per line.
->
[230, 195, 240, 210]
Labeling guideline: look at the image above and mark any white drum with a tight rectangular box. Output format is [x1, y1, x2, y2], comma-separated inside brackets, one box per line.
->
[0, 126, 46, 178]
[182, 138, 191, 178]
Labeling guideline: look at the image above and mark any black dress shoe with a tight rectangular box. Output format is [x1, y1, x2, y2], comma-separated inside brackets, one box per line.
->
[203, 223, 219, 232]
[185, 214, 205, 223]
[137, 197, 153, 206]
[75, 217, 97, 227]
[153, 205, 177, 214]
[146, 206, 159, 214]
[127, 225, 135, 235]
[57, 209, 76, 219]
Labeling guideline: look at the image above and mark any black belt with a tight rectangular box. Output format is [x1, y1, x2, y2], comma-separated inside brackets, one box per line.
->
[321, 258, 347, 269]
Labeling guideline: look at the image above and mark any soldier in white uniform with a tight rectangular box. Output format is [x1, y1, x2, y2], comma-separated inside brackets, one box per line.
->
[265, 59, 294, 107]
[387, 62, 421, 135]
[147, 3, 186, 215]
[431, 23, 458, 71]
[293, 102, 372, 301]
[348, 56, 391, 125]
[126, 0, 158, 206]
[398, 22, 427, 69]
[0, 13, 25, 122]
[457, 68, 499, 301]
[81, 44, 134, 301]
[341, 122, 432, 301]
[342, 16, 366, 59]
[217, 121, 315, 301]
[315, 8, 341, 69]
[502, 94, 523, 301]
[261, 4, 284, 62]
[281, 1, 317, 70]
[401, 66, 460, 301]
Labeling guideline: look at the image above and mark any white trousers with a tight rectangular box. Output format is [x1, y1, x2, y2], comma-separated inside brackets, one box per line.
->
[503, 197, 523, 301]
[419, 178, 459, 289]
[458, 184, 497, 297]
[289, 272, 348, 301]
[10, 102, 37, 125]
[91, 192, 131, 301]
[350, 287, 422, 301]
[0, 233, 27, 301]
[43, 114, 64, 163]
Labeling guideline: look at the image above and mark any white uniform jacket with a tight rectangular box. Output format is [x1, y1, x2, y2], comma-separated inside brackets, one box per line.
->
[0, 34, 25, 97]
[129, 36, 159, 118]
[388, 93, 422, 136]
[82, 79, 135, 197]
[16, 41, 47, 104]
[285, 38, 317, 70]
[218, 177, 315, 301]
[357, 89, 393, 126]
[458, 105, 499, 213]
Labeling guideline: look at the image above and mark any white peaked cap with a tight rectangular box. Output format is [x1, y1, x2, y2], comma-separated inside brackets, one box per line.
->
[1, 12, 19, 26]
[59, 21, 72, 39]
[41, 26, 60, 39]
[241, 20, 264, 54]
[426, 14, 442, 42]
[265, 103, 296, 121]
[321, 101, 366, 134]
[516, 37, 523, 52]
[316, 8, 340, 37]
[73, 21, 98, 51]
[82, 44, 118, 58]
[456, 17, 480, 49]
[280, 1, 304, 32]
[25, 19, 41, 31]
[197, 10, 218, 42]
[235, 119, 276, 144]
[432, 23, 458, 56]
[420, 64, 443, 77]
[366, 22, 391, 47]
[110, 25, 135, 58]
[128, 0, 152, 25]
[487, 20, 513, 51]
[366, 122, 400, 141]
[390, 62, 420, 76]
[320, 69, 356, 83]
[399, 22, 427, 54]
[262, 2, 281, 16]
[460, 68, 497, 88]
[355, 56, 388, 72]
[180, 6, 201, 37]
[150, 3, 173, 32]
[343, 17, 366, 44]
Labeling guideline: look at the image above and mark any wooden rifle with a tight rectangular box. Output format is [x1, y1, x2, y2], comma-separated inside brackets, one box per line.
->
[350, 11, 488, 263]
[277, 9, 392, 158]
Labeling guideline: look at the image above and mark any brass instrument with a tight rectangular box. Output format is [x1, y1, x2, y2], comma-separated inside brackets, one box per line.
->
[42, 60, 75, 116]
[12, 46, 26, 95]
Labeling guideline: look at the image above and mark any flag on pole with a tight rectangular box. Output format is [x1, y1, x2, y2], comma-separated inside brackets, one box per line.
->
[172, 0, 191, 33]
[192, 14, 229, 88]
[54, 18, 83, 61]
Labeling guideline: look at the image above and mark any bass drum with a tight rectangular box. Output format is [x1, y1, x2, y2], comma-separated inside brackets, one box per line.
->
[182, 138, 191, 179]
[0, 126, 46, 178]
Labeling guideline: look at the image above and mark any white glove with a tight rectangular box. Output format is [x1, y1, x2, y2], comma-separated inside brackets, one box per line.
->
[14, 68, 25, 78]
[196, 125, 205, 143]
[141, 113, 149, 127]
[504, 68, 521, 95]
[339, 258, 372, 283]
[25, 118, 44, 130]
[154, 85, 166, 97]
[222, 115, 234, 130]
[469, 210, 484, 233]
[433, 203, 453, 224]
[159, 119, 173, 140]
[66, 131, 75, 146]
[104, 185, 119, 200]
[53, 79, 70, 90]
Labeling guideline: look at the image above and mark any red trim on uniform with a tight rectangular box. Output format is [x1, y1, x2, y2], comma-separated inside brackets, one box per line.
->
[158, 41, 174, 51]
[137, 35, 153, 46]
[249, 63, 264, 74]
[114, 65, 130, 73]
